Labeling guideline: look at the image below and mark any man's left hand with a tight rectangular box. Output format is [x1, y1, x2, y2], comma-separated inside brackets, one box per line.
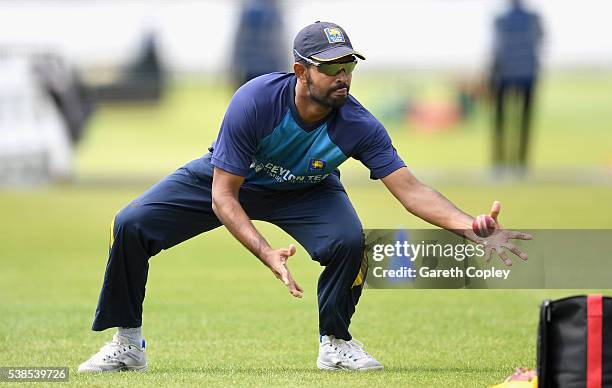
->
[465, 201, 532, 266]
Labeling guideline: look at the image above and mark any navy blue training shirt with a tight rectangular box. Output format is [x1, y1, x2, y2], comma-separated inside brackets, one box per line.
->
[211, 72, 405, 190]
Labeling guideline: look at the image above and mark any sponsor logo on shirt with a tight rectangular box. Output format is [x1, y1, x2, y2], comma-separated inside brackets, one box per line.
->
[250, 160, 329, 184]
[324, 27, 345, 44]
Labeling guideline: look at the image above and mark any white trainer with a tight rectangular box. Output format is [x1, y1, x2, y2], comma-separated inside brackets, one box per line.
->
[78, 334, 147, 373]
[317, 335, 384, 371]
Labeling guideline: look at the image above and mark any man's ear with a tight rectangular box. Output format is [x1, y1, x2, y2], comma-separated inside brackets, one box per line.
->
[294, 62, 307, 81]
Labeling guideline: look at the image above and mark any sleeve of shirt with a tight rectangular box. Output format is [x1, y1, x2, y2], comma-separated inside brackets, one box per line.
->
[354, 123, 406, 180]
[211, 87, 260, 176]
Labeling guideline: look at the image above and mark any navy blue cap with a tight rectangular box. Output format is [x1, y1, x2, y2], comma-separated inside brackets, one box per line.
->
[293, 21, 365, 62]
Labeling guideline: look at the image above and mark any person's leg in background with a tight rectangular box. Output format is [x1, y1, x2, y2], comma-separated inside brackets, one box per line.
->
[518, 79, 535, 170]
[493, 81, 508, 170]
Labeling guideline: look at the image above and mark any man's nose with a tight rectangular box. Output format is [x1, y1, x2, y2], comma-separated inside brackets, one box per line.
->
[335, 70, 348, 82]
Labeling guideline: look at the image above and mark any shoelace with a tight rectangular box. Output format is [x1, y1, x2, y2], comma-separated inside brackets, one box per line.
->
[346, 339, 370, 361]
[100, 341, 134, 361]
[328, 338, 369, 362]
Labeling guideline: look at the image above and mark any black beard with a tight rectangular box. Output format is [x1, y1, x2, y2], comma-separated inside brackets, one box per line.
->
[306, 73, 349, 109]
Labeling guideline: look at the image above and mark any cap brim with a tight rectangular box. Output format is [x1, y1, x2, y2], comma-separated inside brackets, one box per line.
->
[311, 46, 366, 61]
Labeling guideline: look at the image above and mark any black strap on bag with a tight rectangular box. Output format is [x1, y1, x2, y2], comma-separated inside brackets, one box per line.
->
[537, 299, 550, 386]
[537, 295, 612, 388]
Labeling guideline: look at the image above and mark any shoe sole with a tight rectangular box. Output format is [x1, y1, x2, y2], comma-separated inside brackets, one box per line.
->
[357, 365, 384, 371]
[317, 359, 347, 371]
[317, 359, 384, 372]
[125, 364, 148, 372]
[78, 364, 148, 373]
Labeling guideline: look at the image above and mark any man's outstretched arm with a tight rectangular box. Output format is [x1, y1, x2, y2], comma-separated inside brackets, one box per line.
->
[211, 167, 303, 297]
[381, 167, 531, 265]
[381, 167, 473, 231]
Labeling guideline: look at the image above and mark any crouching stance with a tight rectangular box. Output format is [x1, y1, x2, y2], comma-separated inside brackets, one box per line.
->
[80, 21, 530, 373]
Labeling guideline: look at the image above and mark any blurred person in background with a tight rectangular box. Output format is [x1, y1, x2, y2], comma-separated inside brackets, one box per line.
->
[490, 0, 544, 175]
[231, 0, 287, 88]
[94, 31, 166, 103]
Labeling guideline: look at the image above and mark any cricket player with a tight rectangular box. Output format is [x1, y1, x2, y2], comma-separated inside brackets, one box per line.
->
[491, 0, 544, 172]
[79, 21, 531, 373]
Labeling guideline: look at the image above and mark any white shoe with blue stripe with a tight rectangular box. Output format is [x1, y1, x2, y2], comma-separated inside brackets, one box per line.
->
[78, 334, 147, 373]
[317, 335, 384, 371]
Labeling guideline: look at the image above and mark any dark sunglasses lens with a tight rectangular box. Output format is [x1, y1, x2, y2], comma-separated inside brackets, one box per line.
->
[342, 61, 357, 74]
[318, 61, 357, 76]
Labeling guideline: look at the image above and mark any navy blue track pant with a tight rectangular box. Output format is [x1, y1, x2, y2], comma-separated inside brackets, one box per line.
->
[92, 154, 366, 340]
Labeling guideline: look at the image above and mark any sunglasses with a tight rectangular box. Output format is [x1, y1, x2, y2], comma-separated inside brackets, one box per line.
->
[294, 49, 358, 76]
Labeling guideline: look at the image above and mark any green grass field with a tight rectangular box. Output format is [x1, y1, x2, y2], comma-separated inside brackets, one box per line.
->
[1, 71, 611, 387]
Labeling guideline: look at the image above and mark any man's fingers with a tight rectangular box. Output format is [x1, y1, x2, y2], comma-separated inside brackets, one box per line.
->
[497, 248, 512, 267]
[280, 244, 297, 258]
[286, 273, 303, 298]
[289, 289, 303, 298]
[504, 242, 529, 261]
[289, 280, 303, 298]
[484, 244, 493, 262]
[507, 231, 533, 240]
[289, 288, 303, 298]
[490, 200, 501, 222]
[288, 244, 296, 256]
[274, 254, 303, 298]
[278, 268, 290, 285]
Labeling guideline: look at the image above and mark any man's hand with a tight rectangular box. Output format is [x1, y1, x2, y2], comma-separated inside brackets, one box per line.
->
[381, 169, 532, 266]
[212, 168, 304, 298]
[465, 201, 532, 266]
[261, 244, 303, 298]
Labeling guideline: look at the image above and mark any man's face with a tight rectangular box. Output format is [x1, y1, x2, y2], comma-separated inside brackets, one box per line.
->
[303, 55, 354, 109]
